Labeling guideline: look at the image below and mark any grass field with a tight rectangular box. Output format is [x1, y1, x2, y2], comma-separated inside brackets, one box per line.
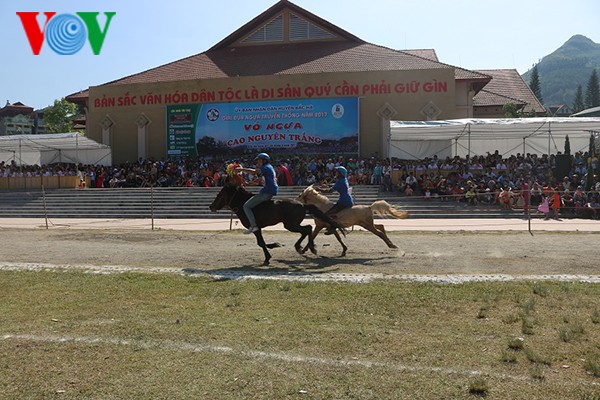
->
[1, 270, 599, 399]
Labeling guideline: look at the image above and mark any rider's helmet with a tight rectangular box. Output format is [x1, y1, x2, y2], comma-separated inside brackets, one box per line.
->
[255, 153, 271, 163]
[335, 166, 348, 177]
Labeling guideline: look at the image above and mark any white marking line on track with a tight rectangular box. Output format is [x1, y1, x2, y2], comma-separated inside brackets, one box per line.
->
[1, 261, 600, 283]
[1, 333, 527, 382]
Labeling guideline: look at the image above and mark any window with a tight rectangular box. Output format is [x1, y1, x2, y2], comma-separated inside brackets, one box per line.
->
[241, 15, 284, 44]
[289, 13, 334, 41]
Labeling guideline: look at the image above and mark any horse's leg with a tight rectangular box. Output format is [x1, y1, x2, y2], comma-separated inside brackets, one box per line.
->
[302, 225, 317, 255]
[370, 223, 398, 249]
[253, 230, 271, 265]
[302, 220, 325, 254]
[332, 230, 348, 256]
[284, 220, 315, 255]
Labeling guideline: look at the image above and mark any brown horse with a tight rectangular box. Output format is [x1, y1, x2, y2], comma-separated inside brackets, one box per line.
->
[296, 185, 408, 256]
[210, 184, 345, 265]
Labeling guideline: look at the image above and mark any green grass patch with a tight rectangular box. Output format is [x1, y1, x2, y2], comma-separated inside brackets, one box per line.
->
[585, 355, 600, 378]
[0, 271, 599, 399]
[507, 336, 525, 350]
[467, 376, 489, 396]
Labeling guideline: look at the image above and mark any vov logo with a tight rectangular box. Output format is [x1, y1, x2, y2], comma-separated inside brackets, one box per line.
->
[17, 12, 116, 55]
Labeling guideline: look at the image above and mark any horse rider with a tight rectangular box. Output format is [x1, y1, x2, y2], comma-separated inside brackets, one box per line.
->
[316, 165, 354, 235]
[235, 153, 278, 234]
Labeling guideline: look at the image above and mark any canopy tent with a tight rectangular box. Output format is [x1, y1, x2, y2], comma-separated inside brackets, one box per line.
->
[0, 133, 112, 166]
[388, 117, 600, 160]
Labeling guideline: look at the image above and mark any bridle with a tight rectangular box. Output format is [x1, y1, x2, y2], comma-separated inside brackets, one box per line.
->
[227, 187, 242, 212]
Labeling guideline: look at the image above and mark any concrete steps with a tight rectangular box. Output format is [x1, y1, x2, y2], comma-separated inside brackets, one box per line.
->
[0, 186, 525, 219]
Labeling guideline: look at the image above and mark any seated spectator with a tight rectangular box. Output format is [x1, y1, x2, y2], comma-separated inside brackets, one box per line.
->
[452, 185, 464, 202]
[584, 187, 600, 219]
[561, 190, 574, 216]
[465, 186, 477, 205]
[499, 186, 512, 210]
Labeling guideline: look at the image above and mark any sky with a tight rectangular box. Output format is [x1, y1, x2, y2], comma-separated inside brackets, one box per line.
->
[1, 0, 599, 110]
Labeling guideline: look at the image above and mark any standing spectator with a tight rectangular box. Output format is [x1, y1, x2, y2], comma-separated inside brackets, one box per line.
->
[76, 166, 86, 189]
[573, 186, 586, 215]
[373, 162, 383, 185]
[549, 187, 562, 220]
[520, 179, 530, 215]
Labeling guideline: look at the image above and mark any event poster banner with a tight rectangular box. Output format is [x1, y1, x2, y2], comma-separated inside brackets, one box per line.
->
[167, 97, 359, 158]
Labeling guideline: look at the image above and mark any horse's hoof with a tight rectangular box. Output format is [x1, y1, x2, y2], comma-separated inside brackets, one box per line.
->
[310, 248, 317, 255]
[389, 244, 398, 249]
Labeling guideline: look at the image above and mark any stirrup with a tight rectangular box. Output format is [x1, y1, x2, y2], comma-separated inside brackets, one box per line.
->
[243, 226, 259, 234]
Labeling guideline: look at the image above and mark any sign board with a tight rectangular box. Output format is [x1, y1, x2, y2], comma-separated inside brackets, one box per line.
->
[166, 97, 359, 158]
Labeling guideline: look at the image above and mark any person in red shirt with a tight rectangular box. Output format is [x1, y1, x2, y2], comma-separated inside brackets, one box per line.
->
[549, 187, 562, 220]
[277, 162, 293, 186]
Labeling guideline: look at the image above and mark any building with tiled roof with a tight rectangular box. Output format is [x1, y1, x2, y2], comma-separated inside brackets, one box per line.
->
[77, 0, 498, 163]
[473, 69, 546, 117]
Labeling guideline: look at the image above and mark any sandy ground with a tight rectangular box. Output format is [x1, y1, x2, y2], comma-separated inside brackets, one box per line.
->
[1, 227, 599, 277]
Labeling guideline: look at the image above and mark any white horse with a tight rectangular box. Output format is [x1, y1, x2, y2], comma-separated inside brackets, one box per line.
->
[296, 185, 408, 256]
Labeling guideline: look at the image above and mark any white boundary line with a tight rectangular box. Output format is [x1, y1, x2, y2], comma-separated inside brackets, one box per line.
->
[0, 332, 528, 382]
[2, 266, 599, 387]
[1, 261, 600, 283]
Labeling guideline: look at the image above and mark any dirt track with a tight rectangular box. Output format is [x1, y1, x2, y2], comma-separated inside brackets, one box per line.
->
[1, 228, 599, 277]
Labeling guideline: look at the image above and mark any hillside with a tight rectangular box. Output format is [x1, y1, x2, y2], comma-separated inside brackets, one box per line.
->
[521, 35, 600, 107]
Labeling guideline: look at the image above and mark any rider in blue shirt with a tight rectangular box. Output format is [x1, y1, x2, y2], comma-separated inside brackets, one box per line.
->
[236, 153, 278, 234]
[317, 166, 354, 234]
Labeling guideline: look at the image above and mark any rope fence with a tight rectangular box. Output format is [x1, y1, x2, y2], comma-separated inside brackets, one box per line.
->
[0, 186, 597, 234]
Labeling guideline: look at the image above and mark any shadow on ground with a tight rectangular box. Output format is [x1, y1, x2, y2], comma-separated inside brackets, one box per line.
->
[181, 255, 398, 280]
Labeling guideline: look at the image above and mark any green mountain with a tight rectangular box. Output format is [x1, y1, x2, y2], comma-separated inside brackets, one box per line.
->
[521, 35, 600, 107]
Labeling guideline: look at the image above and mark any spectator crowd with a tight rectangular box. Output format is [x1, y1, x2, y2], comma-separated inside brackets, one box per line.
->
[1, 149, 599, 218]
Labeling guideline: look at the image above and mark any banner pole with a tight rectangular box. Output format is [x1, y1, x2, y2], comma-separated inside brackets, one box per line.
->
[151, 184, 155, 231]
[42, 184, 49, 230]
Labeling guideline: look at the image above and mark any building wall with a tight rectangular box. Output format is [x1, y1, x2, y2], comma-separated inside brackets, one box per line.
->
[455, 81, 475, 119]
[474, 106, 505, 118]
[88, 69, 457, 163]
[0, 115, 34, 135]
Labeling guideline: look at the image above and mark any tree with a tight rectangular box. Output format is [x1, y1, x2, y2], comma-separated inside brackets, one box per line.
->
[564, 135, 571, 155]
[529, 64, 543, 104]
[585, 69, 600, 108]
[572, 84, 584, 113]
[43, 98, 79, 133]
[502, 102, 520, 118]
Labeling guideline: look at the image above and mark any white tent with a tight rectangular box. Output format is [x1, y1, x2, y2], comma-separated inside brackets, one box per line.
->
[389, 117, 600, 160]
[0, 133, 112, 166]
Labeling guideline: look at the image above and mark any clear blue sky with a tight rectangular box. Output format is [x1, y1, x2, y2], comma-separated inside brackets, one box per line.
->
[1, 0, 598, 110]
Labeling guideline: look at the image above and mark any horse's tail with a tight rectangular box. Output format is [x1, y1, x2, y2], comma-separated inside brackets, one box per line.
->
[370, 200, 409, 219]
[304, 204, 347, 237]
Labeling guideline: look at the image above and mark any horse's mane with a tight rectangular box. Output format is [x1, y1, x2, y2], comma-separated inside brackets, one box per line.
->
[225, 183, 248, 191]
[303, 186, 333, 206]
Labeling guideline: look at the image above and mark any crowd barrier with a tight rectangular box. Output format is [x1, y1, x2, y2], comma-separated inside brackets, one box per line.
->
[0, 176, 90, 190]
